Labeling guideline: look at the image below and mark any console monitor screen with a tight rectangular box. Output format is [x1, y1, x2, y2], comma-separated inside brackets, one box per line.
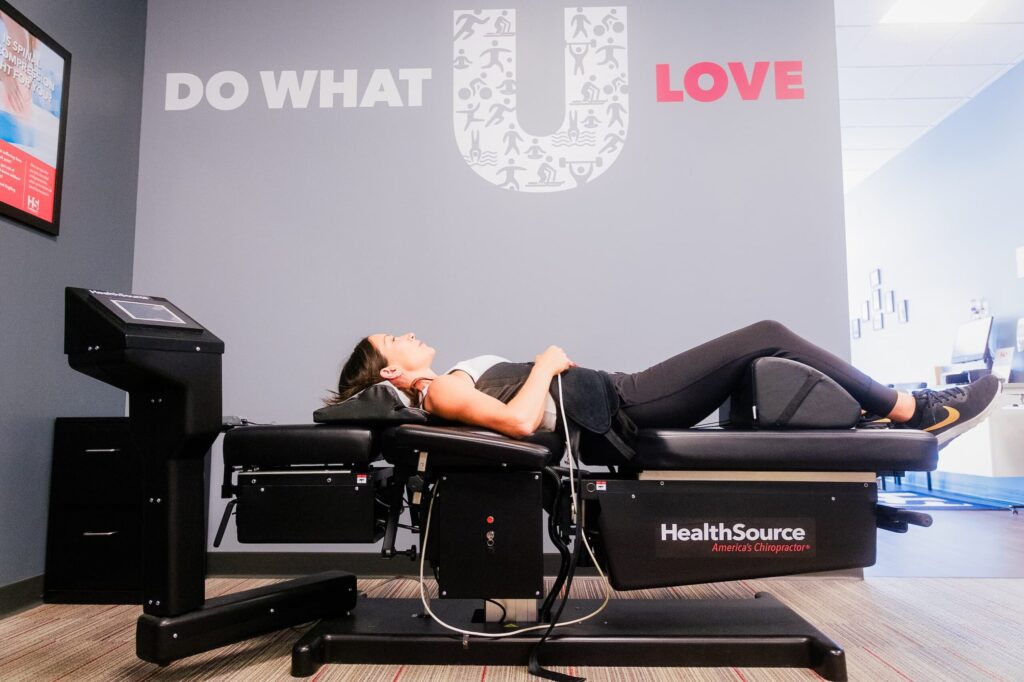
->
[88, 290, 205, 332]
[111, 300, 186, 325]
[952, 316, 993, 364]
[0, 1, 71, 236]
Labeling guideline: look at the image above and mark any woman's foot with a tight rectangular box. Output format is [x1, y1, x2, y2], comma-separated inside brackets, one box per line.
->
[900, 375, 1002, 446]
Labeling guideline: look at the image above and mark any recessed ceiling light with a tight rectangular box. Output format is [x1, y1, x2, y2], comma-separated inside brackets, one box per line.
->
[882, 0, 989, 23]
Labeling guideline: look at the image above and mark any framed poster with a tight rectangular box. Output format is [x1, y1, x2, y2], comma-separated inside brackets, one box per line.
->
[0, 0, 71, 236]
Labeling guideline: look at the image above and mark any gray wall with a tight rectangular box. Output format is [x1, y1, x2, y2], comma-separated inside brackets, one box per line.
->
[845, 61, 1024, 501]
[133, 0, 848, 552]
[0, 1, 147, 588]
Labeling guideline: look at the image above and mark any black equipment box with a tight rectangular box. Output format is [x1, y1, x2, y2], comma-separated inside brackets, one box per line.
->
[235, 467, 391, 544]
[432, 471, 543, 599]
[44, 417, 143, 604]
[589, 478, 877, 590]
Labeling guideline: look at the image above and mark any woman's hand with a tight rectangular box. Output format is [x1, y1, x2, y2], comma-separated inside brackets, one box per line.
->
[535, 345, 576, 375]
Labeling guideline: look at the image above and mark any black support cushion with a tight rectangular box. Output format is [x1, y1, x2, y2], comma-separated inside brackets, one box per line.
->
[313, 382, 429, 424]
[726, 357, 862, 429]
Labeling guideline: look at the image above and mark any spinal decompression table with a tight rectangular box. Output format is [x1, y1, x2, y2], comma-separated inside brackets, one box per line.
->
[64, 287, 937, 682]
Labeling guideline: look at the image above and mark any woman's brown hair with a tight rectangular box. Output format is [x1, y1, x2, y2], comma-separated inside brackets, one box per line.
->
[325, 337, 422, 407]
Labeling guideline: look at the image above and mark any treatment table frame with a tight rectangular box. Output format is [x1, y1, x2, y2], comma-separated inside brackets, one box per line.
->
[218, 422, 939, 682]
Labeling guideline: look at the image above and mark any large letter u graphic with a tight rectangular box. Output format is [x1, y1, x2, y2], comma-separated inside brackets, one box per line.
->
[453, 7, 629, 193]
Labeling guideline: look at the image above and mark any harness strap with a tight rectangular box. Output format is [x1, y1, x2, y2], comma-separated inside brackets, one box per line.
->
[602, 409, 637, 461]
[773, 374, 821, 427]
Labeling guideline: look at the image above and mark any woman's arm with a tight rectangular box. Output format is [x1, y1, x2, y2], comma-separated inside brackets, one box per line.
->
[425, 347, 572, 438]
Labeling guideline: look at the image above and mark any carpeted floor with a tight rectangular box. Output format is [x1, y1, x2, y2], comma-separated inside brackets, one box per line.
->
[2, 576, 1023, 681]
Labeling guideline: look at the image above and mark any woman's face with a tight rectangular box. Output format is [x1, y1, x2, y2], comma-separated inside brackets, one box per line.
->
[369, 332, 435, 373]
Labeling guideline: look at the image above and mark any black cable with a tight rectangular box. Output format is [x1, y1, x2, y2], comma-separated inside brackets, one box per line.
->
[529, 380, 587, 682]
[288, 620, 316, 632]
[528, 462, 587, 682]
[540, 466, 570, 622]
[484, 599, 507, 625]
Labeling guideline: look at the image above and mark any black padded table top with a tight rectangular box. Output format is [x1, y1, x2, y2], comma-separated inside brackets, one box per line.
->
[223, 423, 937, 474]
[584, 427, 938, 472]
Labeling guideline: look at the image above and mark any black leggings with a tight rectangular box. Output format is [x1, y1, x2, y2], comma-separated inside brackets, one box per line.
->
[607, 320, 899, 429]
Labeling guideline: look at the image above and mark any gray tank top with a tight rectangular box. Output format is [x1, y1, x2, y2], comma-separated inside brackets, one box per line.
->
[422, 354, 557, 432]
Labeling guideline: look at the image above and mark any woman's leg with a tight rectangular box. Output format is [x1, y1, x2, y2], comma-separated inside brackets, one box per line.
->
[609, 320, 899, 428]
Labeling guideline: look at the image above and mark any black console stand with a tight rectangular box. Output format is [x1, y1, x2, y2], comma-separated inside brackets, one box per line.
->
[138, 571, 356, 665]
[65, 288, 351, 665]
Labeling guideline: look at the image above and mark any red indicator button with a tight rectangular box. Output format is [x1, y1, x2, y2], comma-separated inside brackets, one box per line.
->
[486, 516, 495, 524]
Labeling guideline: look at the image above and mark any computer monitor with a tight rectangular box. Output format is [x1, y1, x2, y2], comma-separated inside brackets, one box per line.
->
[951, 316, 993, 364]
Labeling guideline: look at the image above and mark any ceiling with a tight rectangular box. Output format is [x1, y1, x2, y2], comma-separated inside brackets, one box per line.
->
[835, 0, 1024, 192]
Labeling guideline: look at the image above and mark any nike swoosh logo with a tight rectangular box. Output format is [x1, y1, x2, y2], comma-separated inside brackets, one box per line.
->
[923, 406, 960, 432]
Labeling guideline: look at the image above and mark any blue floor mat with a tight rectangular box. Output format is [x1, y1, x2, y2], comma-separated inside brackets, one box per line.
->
[878, 490, 1004, 510]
